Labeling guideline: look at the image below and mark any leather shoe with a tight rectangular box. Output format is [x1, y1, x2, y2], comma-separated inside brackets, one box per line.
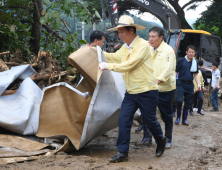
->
[156, 136, 167, 157]
[197, 111, 204, 115]
[109, 152, 128, 163]
[210, 108, 219, 112]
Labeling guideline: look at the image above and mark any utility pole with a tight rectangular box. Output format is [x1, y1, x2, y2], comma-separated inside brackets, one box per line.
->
[93, 22, 97, 31]
[82, 22, 85, 40]
[76, 22, 85, 40]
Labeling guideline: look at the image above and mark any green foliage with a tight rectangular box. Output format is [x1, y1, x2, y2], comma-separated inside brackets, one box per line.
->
[0, 0, 99, 69]
[79, 39, 88, 45]
[0, 24, 32, 61]
[193, 0, 222, 40]
[41, 0, 99, 70]
[43, 32, 79, 70]
[0, 0, 33, 59]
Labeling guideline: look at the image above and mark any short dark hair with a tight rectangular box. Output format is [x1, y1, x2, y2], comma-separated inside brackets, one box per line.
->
[90, 30, 105, 43]
[125, 26, 136, 34]
[198, 60, 204, 66]
[149, 26, 164, 38]
[186, 45, 196, 52]
[212, 62, 218, 68]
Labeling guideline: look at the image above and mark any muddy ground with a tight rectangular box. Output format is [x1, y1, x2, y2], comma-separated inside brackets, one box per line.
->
[1, 92, 222, 170]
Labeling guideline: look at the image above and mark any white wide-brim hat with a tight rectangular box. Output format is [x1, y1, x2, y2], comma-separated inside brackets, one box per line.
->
[108, 15, 145, 31]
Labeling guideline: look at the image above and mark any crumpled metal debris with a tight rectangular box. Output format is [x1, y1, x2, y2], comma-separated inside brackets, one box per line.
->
[0, 77, 42, 135]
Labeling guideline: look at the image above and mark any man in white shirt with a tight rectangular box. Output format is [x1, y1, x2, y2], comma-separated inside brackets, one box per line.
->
[202, 63, 220, 111]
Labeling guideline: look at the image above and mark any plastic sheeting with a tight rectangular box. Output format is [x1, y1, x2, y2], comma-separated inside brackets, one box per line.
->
[0, 65, 36, 95]
[0, 65, 42, 135]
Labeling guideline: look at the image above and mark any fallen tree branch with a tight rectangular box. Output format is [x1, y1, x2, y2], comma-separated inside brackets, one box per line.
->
[42, 24, 65, 41]
[0, 59, 9, 72]
[0, 51, 10, 56]
[5, 62, 20, 66]
[30, 69, 76, 81]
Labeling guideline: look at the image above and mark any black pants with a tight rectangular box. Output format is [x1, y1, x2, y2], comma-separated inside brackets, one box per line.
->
[176, 80, 194, 109]
[117, 90, 163, 153]
[190, 90, 203, 111]
[158, 90, 174, 129]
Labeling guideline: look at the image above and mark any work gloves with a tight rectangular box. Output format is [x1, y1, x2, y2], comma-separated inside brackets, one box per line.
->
[197, 84, 201, 91]
[99, 62, 108, 71]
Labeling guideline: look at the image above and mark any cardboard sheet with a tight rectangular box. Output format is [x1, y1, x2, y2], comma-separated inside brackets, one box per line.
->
[0, 135, 48, 152]
[36, 46, 123, 150]
[36, 83, 91, 149]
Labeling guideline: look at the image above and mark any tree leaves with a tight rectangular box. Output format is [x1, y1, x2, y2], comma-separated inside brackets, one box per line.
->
[95, 11, 101, 19]
[40, 16, 48, 25]
[79, 39, 87, 45]
[51, 18, 61, 30]
[1, 0, 99, 70]
[193, 0, 222, 39]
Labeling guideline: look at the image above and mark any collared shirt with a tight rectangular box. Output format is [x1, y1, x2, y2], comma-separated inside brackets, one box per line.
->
[176, 58, 198, 82]
[151, 41, 176, 92]
[103, 35, 157, 94]
[125, 37, 136, 51]
[153, 47, 156, 53]
[193, 70, 204, 91]
[211, 69, 220, 88]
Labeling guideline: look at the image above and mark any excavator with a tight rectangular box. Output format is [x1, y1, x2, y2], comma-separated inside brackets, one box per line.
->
[100, 0, 222, 76]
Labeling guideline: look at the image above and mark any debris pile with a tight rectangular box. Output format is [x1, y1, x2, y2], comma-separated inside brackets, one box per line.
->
[0, 46, 125, 165]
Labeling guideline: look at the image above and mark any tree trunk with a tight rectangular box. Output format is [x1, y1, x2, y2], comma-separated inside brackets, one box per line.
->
[167, 0, 192, 29]
[30, 0, 43, 55]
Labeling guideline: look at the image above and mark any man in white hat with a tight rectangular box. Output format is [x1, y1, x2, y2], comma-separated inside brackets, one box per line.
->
[98, 15, 167, 163]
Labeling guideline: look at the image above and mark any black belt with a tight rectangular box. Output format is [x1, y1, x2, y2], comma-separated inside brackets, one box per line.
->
[182, 81, 192, 84]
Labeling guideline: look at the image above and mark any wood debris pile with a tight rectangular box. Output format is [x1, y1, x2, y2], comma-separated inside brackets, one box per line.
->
[0, 50, 79, 94]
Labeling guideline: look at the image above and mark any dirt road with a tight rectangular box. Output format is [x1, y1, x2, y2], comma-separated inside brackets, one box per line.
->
[1, 94, 222, 170]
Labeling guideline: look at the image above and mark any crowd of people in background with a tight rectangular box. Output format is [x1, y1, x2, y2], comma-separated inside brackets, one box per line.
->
[85, 15, 220, 163]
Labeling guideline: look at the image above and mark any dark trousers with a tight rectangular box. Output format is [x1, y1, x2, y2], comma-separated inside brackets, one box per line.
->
[172, 89, 177, 106]
[158, 90, 175, 138]
[193, 93, 197, 108]
[176, 80, 194, 109]
[117, 90, 163, 153]
[190, 91, 203, 111]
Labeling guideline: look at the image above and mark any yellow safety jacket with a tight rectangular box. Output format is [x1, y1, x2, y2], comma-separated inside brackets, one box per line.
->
[151, 41, 176, 92]
[104, 35, 157, 94]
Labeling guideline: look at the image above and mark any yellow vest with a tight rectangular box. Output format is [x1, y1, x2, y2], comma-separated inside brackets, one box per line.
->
[104, 35, 157, 94]
[151, 41, 176, 92]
